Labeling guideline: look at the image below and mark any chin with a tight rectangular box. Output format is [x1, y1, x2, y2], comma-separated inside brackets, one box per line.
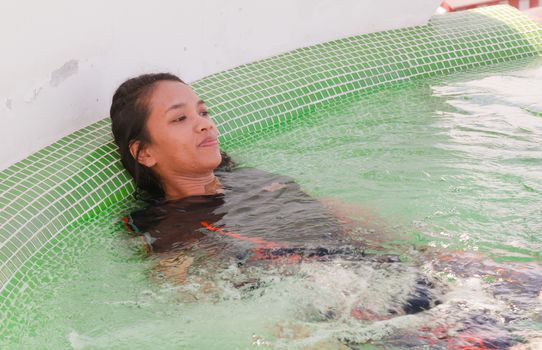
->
[212, 152, 223, 169]
[205, 151, 222, 171]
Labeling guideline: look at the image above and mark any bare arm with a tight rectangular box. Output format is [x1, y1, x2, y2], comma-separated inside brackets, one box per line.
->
[260, 180, 388, 246]
[152, 251, 194, 285]
[317, 196, 393, 250]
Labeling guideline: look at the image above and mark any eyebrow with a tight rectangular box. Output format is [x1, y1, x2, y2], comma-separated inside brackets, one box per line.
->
[165, 100, 206, 114]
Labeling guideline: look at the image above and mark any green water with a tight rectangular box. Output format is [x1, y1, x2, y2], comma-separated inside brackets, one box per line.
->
[4, 58, 542, 349]
[230, 58, 542, 262]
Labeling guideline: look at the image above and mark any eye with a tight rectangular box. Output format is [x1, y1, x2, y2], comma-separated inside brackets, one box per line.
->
[200, 110, 210, 118]
[173, 116, 186, 122]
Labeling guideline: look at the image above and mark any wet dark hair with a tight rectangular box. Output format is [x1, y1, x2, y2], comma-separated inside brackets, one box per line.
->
[110, 72, 235, 202]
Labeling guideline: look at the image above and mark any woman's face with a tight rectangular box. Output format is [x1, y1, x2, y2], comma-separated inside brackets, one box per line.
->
[139, 81, 222, 177]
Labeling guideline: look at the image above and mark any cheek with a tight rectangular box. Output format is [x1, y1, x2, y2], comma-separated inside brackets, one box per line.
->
[168, 139, 197, 163]
[153, 129, 195, 162]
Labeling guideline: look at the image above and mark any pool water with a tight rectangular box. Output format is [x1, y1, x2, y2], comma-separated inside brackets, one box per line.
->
[5, 58, 542, 349]
[233, 58, 542, 262]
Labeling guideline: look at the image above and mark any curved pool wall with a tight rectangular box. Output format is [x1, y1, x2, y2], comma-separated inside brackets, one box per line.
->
[1, 5, 541, 335]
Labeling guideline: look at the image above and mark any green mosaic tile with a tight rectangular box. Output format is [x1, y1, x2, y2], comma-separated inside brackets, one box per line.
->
[1, 5, 542, 335]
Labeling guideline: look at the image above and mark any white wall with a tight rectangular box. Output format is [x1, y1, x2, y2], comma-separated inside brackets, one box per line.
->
[0, 0, 441, 170]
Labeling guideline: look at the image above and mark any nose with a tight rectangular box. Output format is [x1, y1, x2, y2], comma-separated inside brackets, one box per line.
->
[196, 114, 216, 133]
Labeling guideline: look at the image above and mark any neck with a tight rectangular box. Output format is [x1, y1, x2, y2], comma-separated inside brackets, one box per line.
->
[163, 171, 223, 201]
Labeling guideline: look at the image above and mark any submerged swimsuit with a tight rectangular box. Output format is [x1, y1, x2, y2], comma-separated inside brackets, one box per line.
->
[123, 167, 364, 262]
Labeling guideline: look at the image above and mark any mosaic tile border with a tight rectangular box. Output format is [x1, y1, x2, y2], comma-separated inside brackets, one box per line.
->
[1, 5, 541, 336]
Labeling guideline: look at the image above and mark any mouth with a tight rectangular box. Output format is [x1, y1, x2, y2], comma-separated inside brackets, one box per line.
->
[199, 136, 219, 147]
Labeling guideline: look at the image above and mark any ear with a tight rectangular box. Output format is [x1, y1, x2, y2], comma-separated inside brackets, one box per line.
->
[129, 140, 157, 168]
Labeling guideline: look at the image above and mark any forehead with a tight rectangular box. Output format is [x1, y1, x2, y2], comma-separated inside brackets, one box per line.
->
[148, 80, 200, 112]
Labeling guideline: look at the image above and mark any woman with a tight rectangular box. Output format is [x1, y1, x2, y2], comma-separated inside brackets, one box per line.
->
[110, 73, 538, 348]
[110, 73, 375, 282]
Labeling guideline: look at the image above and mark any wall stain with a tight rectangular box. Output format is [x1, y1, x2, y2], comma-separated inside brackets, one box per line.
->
[50, 60, 79, 87]
[25, 86, 43, 103]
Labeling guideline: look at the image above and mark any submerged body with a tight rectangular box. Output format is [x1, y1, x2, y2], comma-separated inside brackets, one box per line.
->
[123, 164, 541, 349]
[121, 168, 542, 349]
[125, 167, 363, 274]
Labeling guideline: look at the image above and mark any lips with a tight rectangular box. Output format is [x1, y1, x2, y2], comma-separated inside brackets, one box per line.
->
[199, 135, 219, 147]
